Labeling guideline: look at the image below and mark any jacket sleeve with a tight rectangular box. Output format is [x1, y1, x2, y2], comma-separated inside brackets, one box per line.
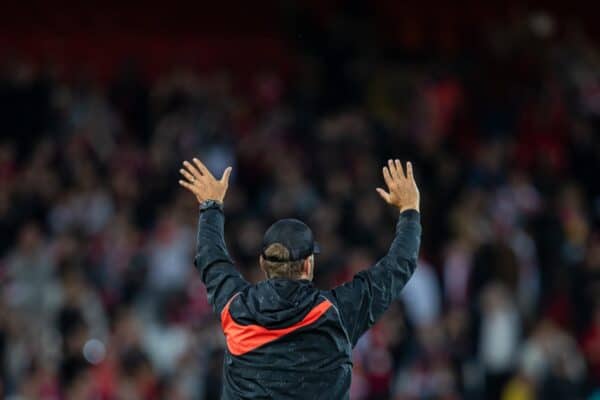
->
[330, 209, 421, 346]
[194, 206, 249, 315]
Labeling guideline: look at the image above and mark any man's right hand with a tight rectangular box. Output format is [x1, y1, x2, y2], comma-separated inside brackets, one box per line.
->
[376, 159, 420, 213]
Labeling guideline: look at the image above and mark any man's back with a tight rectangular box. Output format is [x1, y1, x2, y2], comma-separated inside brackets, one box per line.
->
[178, 158, 421, 399]
[220, 279, 352, 399]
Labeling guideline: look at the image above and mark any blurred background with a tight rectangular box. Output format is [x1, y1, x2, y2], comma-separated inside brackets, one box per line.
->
[1, 1, 600, 399]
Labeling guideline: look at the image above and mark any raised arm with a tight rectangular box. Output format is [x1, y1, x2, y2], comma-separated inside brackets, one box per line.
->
[330, 160, 421, 346]
[179, 158, 249, 315]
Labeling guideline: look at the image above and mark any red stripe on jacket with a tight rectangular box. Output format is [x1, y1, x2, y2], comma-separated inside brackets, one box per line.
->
[221, 295, 333, 356]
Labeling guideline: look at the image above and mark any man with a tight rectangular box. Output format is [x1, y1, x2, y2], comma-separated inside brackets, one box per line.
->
[179, 158, 421, 399]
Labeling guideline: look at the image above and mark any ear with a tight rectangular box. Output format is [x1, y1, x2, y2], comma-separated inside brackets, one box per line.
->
[304, 256, 314, 277]
[302, 258, 309, 274]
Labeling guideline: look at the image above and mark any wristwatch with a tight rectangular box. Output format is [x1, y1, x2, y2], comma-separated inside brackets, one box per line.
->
[199, 199, 223, 212]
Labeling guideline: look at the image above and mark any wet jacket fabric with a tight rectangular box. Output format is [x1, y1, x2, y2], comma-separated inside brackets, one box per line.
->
[194, 206, 421, 399]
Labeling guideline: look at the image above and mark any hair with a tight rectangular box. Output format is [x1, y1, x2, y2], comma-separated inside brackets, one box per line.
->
[261, 243, 306, 279]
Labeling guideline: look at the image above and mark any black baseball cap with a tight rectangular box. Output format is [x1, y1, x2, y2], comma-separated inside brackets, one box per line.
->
[261, 219, 320, 262]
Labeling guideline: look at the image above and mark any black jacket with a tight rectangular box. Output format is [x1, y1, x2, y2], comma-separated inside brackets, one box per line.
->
[194, 206, 421, 399]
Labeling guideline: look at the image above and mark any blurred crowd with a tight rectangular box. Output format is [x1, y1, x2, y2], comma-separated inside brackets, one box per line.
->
[2, 9, 600, 400]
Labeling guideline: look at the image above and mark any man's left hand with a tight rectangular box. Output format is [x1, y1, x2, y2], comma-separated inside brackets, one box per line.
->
[179, 158, 232, 204]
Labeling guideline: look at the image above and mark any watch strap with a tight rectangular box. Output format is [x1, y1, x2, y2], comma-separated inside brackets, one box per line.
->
[199, 200, 223, 212]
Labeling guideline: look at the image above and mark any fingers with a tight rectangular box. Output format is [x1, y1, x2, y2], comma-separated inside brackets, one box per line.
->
[382, 159, 414, 185]
[386, 158, 409, 183]
[383, 166, 394, 188]
[182, 158, 216, 181]
[193, 158, 214, 179]
[220, 166, 232, 185]
[376, 188, 391, 204]
[178, 180, 197, 193]
[183, 160, 202, 179]
[179, 168, 196, 183]
[406, 161, 414, 182]
[387, 159, 399, 181]
[394, 159, 405, 179]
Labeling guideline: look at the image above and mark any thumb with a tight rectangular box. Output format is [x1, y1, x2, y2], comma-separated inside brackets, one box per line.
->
[220, 166, 232, 185]
[376, 188, 391, 204]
